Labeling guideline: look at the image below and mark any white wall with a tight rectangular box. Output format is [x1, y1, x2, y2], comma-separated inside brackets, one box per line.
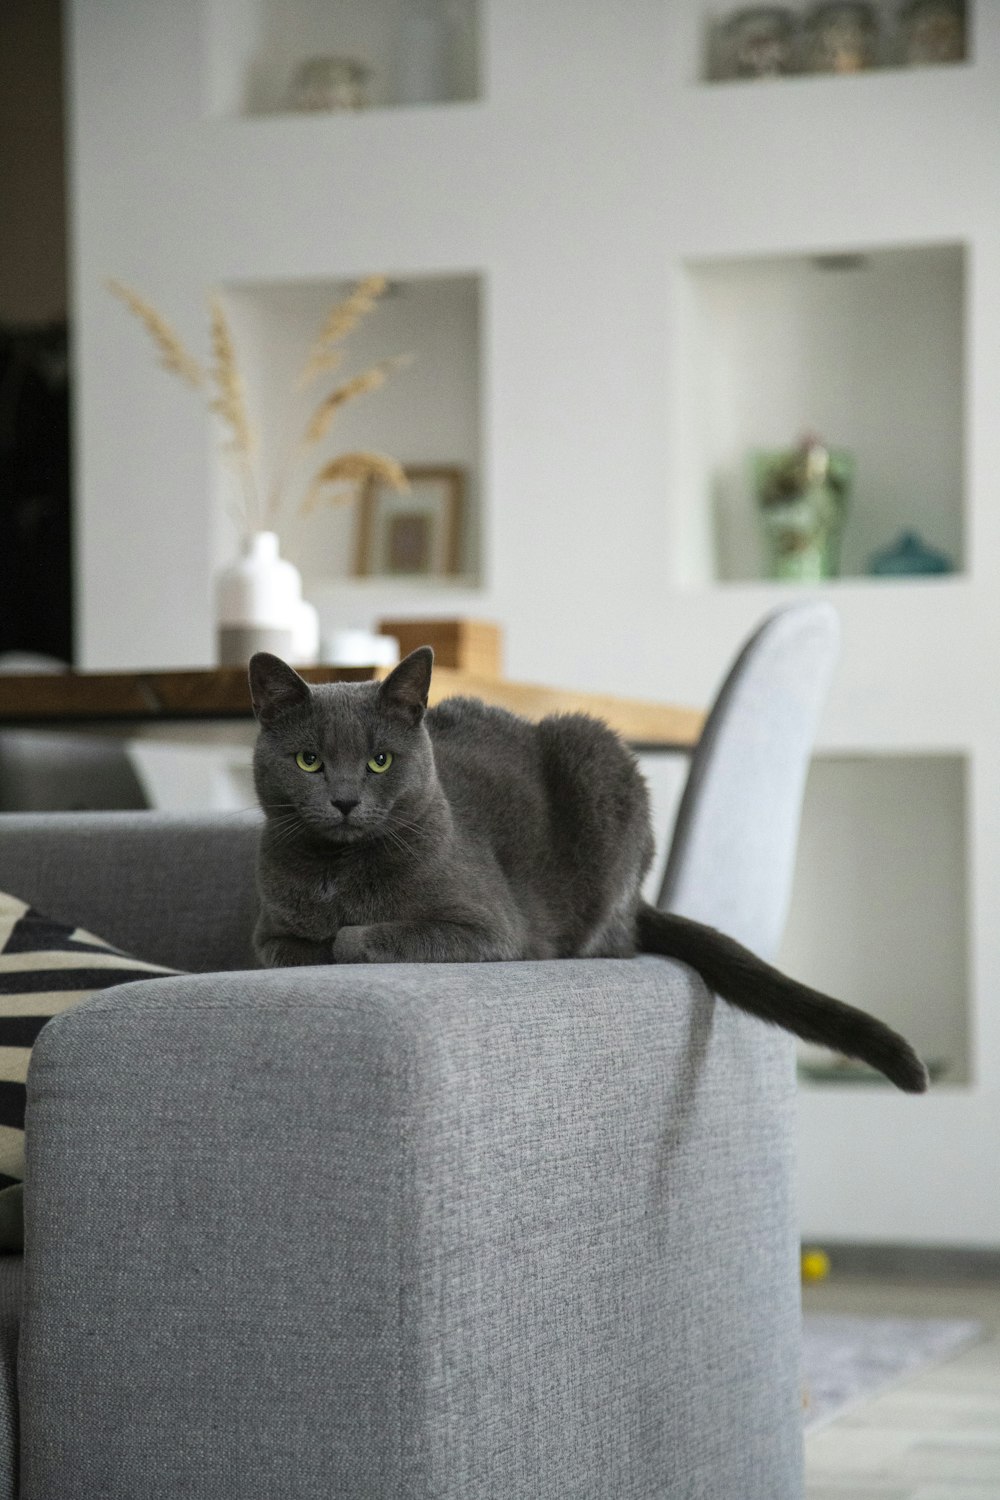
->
[67, 0, 1000, 1247]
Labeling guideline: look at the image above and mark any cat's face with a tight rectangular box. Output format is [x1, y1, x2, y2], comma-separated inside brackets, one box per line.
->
[249, 648, 436, 846]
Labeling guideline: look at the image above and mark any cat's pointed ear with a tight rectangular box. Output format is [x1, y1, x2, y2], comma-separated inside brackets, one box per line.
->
[378, 646, 433, 724]
[248, 653, 312, 725]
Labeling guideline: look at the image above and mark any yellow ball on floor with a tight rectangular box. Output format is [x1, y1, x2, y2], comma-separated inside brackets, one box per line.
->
[801, 1248, 831, 1282]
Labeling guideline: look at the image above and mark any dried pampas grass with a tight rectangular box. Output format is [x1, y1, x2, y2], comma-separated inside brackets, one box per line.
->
[301, 453, 409, 513]
[207, 296, 261, 532]
[208, 297, 256, 461]
[109, 273, 410, 539]
[297, 275, 388, 388]
[300, 356, 410, 448]
[107, 281, 205, 390]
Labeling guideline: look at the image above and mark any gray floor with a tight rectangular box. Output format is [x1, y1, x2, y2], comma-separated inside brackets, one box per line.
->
[803, 1276, 1000, 1498]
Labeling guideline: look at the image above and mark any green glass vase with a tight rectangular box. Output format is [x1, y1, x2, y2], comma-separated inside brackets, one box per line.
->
[753, 444, 853, 582]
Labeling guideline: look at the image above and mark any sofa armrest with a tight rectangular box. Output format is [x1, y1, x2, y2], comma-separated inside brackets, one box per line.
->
[20, 958, 802, 1500]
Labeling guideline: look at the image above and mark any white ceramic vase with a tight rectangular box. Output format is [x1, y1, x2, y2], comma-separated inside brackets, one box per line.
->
[215, 531, 319, 667]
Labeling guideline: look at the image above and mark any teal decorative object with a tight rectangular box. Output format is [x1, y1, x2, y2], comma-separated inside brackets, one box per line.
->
[754, 437, 853, 582]
[869, 530, 953, 577]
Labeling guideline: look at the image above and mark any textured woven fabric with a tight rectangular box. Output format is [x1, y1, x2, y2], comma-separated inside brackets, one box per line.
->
[20, 958, 803, 1499]
[0, 1257, 21, 1500]
[0, 890, 178, 1186]
[0, 812, 261, 974]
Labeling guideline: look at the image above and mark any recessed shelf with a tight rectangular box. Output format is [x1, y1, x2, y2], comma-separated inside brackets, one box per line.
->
[700, 2, 970, 85]
[781, 753, 970, 1086]
[215, 272, 483, 592]
[675, 243, 966, 588]
[206, 0, 481, 118]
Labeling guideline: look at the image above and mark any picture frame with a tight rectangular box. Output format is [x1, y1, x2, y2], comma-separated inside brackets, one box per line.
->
[354, 465, 465, 578]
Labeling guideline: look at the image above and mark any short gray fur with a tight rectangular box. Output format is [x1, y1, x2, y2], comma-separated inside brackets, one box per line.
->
[251, 650, 647, 967]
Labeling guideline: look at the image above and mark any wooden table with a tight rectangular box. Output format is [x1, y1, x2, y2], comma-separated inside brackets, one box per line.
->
[0, 666, 704, 751]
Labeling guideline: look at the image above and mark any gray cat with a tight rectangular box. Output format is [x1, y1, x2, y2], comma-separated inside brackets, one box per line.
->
[249, 647, 928, 1093]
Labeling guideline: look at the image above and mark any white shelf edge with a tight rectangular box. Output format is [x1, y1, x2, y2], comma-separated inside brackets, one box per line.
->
[695, 60, 972, 94]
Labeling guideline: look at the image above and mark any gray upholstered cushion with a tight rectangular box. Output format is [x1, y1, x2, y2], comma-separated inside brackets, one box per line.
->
[0, 813, 260, 975]
[20, 957, 803, 1499]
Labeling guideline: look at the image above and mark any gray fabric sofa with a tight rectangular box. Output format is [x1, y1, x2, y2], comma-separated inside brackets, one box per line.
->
[0, 604, 839, 1497]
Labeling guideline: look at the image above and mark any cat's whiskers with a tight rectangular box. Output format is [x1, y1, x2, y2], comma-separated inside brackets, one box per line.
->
[382, 812, 431, 841]
[199, 801, 309, 820]
[263, 810, 308, 851]
[376, 823, 410, 855]
[380, 823, 420, 861]
[264, 828, 298, 852]
[264, 806, 300, 822]
[207, 805, 269, 819]
[385, 812, 425, 829]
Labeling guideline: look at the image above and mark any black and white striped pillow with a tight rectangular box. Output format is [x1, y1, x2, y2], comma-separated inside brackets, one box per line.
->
[0, 891, 179, 1188]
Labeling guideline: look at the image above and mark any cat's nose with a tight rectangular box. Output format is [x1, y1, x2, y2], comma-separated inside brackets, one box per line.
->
[332, 798, 359, 818]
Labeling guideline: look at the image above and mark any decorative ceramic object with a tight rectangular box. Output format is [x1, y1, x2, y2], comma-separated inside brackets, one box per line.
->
[868, 530, 953, 577]
[322, 629, 401, 667]
[754, 437, 853, 581]
[287, 56, 370, 112]
[215, 531, 319, 667]
[898, 0, 965, 65]
[804, 2, 879, 72]
[719, 6, 797, 78]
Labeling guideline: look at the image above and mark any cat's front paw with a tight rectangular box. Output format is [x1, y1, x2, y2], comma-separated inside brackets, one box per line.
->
[332, 925, 379, 964]
[256, 935, 332, 968]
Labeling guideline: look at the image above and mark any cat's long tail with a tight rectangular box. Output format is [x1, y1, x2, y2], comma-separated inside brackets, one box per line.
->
[635, 902, 928, 1094]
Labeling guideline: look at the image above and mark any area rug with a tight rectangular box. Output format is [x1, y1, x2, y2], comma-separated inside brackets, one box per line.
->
[802, 1314, 984, 1430]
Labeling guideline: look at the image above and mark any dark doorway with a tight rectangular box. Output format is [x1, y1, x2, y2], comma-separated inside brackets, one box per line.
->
[0, 0, 72, 664]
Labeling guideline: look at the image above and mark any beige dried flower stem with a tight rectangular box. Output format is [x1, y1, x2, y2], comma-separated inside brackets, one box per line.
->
[296, 275, 388, 389]
[265, 353, 412, 524]
[107, 280, 205, 390]
[300, 453, 409, 514]
[109, 273, 408, 539]
[301, 356, 411, 447]
[208, 296, 262, 534]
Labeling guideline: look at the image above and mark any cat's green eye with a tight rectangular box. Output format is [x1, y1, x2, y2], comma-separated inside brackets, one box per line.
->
[295, 750, 323, 773]
[367, 751, 393, 774]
